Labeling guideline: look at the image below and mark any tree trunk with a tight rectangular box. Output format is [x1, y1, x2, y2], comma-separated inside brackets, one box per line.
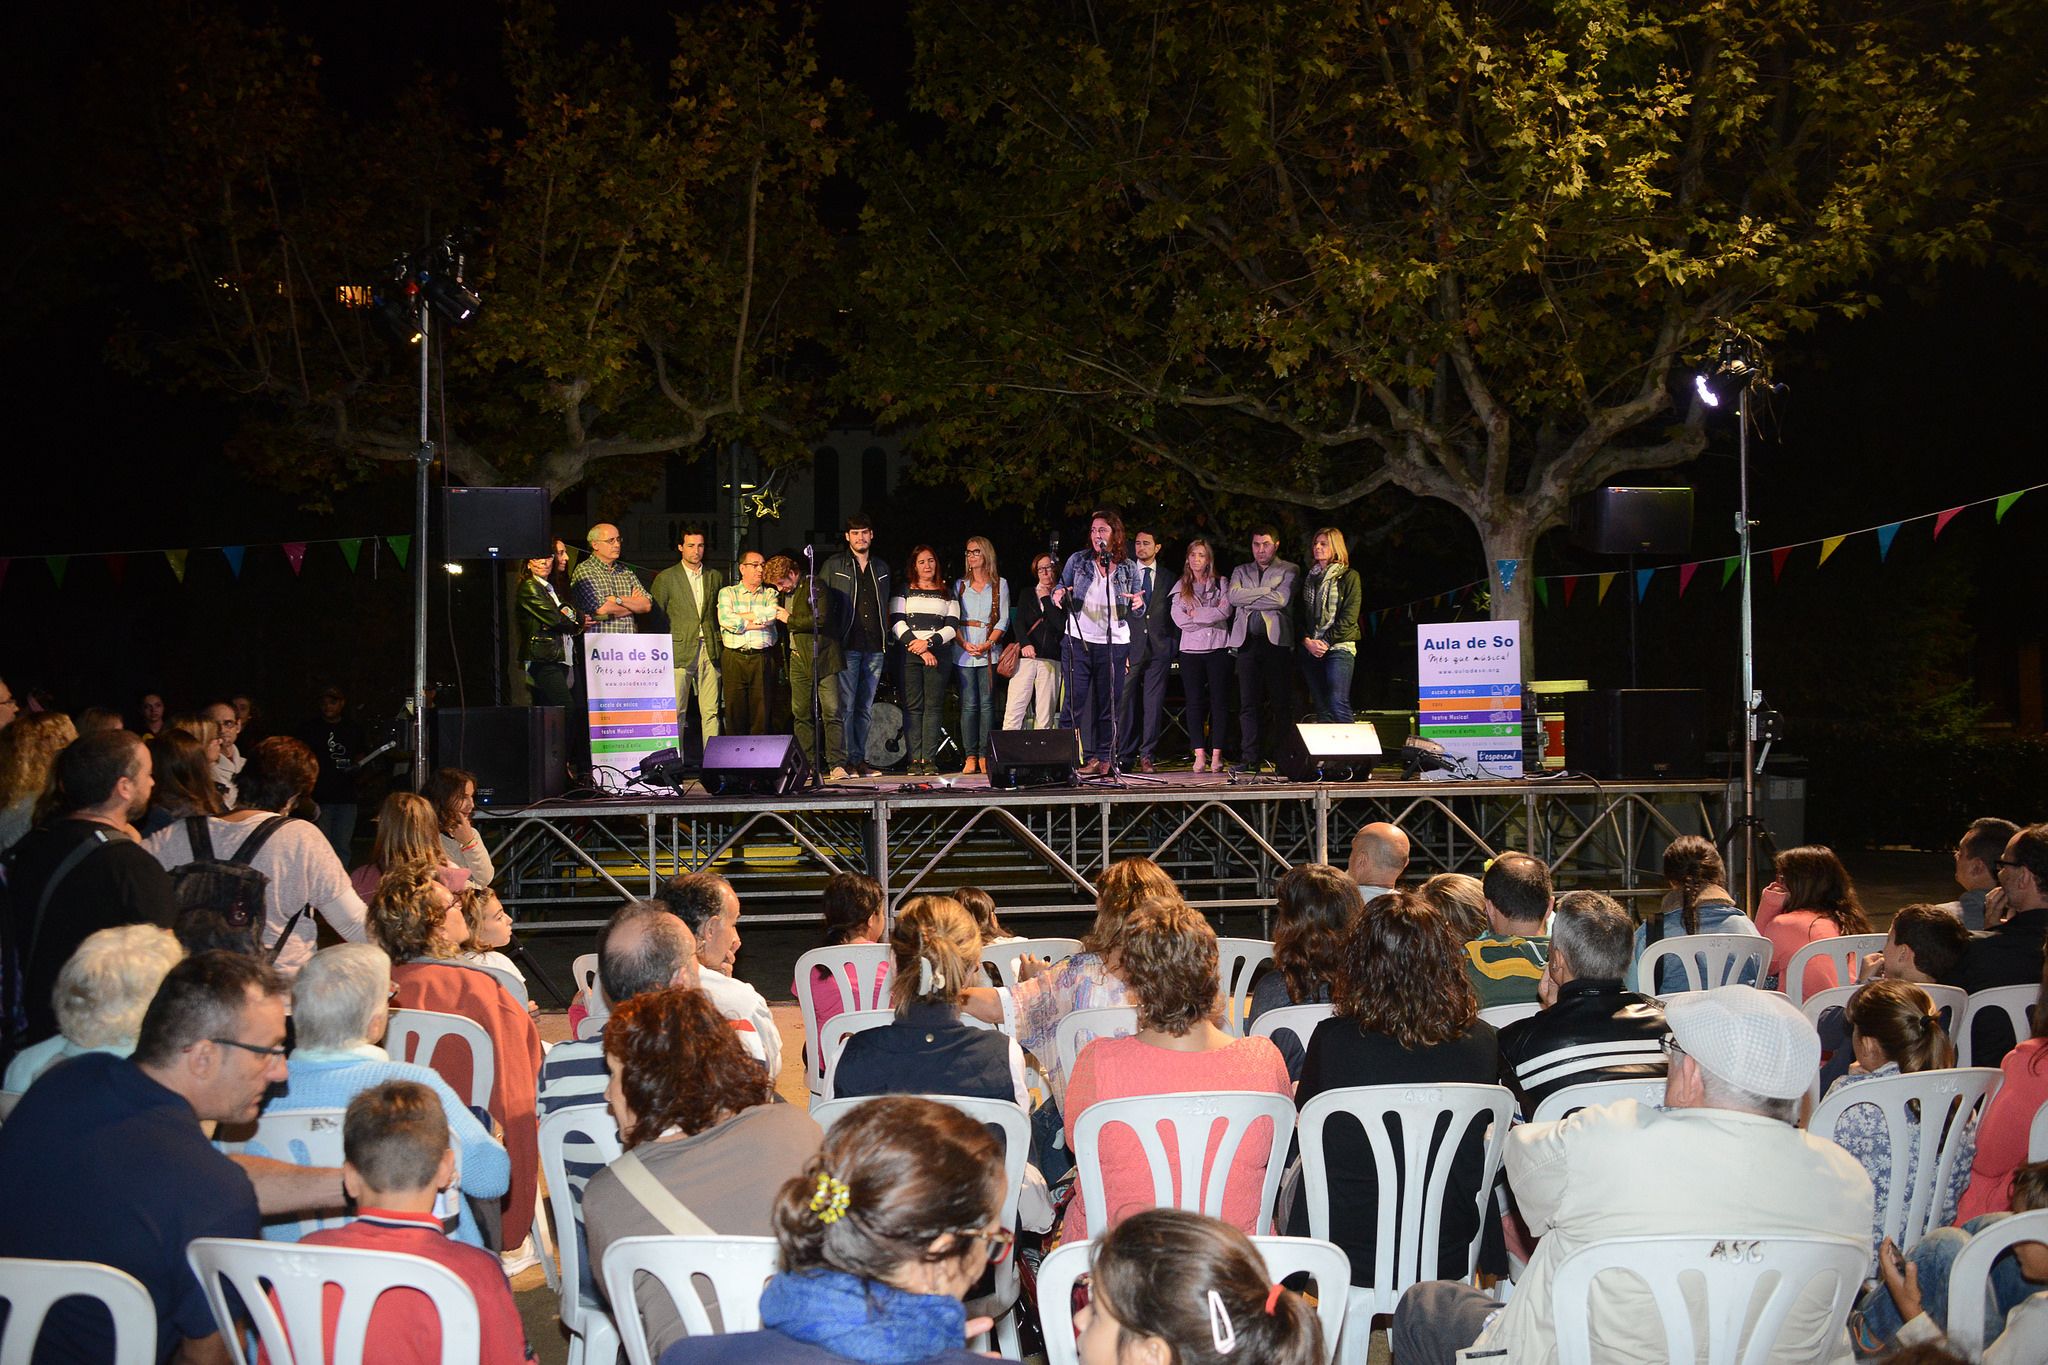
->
[1473, 507, 1546, 682]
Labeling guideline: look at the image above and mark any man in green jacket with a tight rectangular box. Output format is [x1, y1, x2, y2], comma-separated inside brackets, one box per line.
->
[650, 524, 724, 750]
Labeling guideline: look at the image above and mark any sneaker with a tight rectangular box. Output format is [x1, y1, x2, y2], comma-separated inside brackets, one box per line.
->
[828, 766, 850, 781]
[500, 1238, 542, 1277]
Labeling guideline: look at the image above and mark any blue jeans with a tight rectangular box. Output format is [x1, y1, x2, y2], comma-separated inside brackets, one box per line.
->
[957, 665, 993, 757]
[1301, 648, 1357, 723]
[1061, 637, 1129, 762]
[838, 650, 885, 765]
[314, 802, 357, 861]
[1857, 1213, 2034, 1344]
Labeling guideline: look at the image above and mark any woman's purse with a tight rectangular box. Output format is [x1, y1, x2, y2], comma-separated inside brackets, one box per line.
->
[996, 642, 1022, 677]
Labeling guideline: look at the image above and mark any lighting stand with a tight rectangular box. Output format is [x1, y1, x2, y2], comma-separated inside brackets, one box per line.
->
[411, 309, 432, 790]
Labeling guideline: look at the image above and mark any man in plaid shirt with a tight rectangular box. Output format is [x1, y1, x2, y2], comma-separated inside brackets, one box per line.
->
[569, 523, 651, 634]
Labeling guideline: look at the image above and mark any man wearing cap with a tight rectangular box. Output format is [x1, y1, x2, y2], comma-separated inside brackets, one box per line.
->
[1394, 985, 1874, 1365]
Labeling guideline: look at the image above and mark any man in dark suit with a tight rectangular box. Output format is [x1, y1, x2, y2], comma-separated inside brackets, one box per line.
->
[1116, 527, 1179, 773]
[650, 523, 725, 753]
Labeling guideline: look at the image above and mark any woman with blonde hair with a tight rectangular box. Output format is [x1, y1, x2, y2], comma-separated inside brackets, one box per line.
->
[1418, 872, 1489, 942]
[1300, 527, 1362, 724]
[0, 711, 76, 852]
[954, 536, 1010, 775]
[348, 791, 469, 900]
[1170, 537, 1233, 772]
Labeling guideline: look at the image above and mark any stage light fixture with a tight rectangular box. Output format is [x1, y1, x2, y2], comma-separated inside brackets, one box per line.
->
[1694, 337, 1763, 408]
[442, 561, 463, 575]
[371, 288, 422, 345]
[421, 273, 482, 325]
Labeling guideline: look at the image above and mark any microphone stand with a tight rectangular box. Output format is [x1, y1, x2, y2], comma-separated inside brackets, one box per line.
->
[803, 545, 826, 790]
[1081, 542, 1167, 789]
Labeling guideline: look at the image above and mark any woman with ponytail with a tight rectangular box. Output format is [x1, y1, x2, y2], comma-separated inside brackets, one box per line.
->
[1076, 1209, 1323, 1365]
[1628, 835, 1762, 993]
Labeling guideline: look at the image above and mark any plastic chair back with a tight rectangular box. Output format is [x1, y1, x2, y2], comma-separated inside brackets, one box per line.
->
[1215, 938, 1275, 1036]
[1054, 1006, 1140, 1080]
[2032, 1100, 2048, 1162]
[1946, 1207, 2048, 1358]
[1549, 1233, 1867, 1365]
[1477, 1001, 1540, 1030]
[571, 953, 608, 1040]
[1809, 1067, 2000, 1257]
[818, 1009, 896, 1099]
[186, 1237, 481, 1365]
[538, 1104, 625, 1365]
[0, 1257, 157, 1365]
[1250, 1002, 1336, 1056]
[1781, 933, 1886, 1005]
[0, 1090, 21, 1124]
[601, 1235, 779, 1365]
[1296, 1083, 1515, 1318]
[981, 937, 1082, 988]
[1956, 984, 2039, 1067]
[385, 1008, 495, 1112]
[1637, 933, 1769, 994]
[794, 944, 893, 1096]
[1528, 1077, 1670, 1125]
[1073, 1090, 1297, 1235]
[212, 1108, 350, 1237]
[1799, 983, 1967, 1037]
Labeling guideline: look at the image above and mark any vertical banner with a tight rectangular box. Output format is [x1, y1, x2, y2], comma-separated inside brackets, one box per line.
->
[1416, 620, 1524, 779]
[584, 636, 681, 776]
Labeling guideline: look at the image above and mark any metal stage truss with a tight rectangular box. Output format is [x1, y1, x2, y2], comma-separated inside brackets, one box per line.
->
[481, 778, 1724, 938]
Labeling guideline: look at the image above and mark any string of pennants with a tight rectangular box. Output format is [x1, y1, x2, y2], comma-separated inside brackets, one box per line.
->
[0, 535, 413, 593]
[1364, 479, 2044, 633]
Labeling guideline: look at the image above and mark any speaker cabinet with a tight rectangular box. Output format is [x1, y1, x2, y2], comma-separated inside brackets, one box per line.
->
[1275, 722, 1385, 782]
[988, 728, 1082, 789]
[443, 486, 554, 560]
[1559, 689, 1705, 779]
[1569, 486, 1694, 555]
[701, 734, 809, 796]
[431, 706, 566, 806]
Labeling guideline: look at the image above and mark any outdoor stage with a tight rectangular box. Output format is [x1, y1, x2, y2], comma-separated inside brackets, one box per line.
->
[479, 771, 1728, 938]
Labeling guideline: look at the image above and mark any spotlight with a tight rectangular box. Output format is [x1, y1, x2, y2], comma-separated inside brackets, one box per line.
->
[420, 273, 482, 325]
[1694, 337, 1764, 409]
[637, 747, 687, 790]
[370, 287, 421, 345]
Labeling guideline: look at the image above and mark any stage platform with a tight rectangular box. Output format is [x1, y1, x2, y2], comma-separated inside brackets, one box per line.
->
[479, 771, 1726, 937]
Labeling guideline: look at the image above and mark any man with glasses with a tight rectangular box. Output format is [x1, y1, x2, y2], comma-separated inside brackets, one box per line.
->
[716, 550, 781, 736]
[570, 522, 652, 635]
[1953, 823, 2048, 1065]
[1943, 816, 2021, 930]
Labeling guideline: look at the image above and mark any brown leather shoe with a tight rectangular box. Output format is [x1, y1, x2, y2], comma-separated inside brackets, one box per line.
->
[1138, 758, 1156, 774]
[1081, 759, 1109, 777]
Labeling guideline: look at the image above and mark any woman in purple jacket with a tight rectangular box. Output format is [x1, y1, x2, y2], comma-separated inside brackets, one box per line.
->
[1169, 537, 1234, 773]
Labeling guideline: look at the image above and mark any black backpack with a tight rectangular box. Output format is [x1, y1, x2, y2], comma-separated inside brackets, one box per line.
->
[169, 816, 310, 961]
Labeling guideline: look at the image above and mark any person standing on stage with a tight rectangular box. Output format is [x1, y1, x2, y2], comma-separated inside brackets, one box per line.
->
[821, 514, 892, 776]
[890, 546, 960, 777]
[516, 552, 582, 708]
[1170, 537, 1233, 773]
[1226, 525, 1299, 774]
[770, 554, 846, 780]
[1055, 510, 1147, 776]
[570, 523, 652, 636]
[717, 551, 780, 737]
[650, 524, 724, 749]
[1299, 527, 1362, 724]
[1116, 527, 1177, 774]
[953, 536, 1009, 776]
[1002, 553, 1067, 733]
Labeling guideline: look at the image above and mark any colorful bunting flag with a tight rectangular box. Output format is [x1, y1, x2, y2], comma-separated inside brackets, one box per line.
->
[1562, 576, 1579, 606]
[387, 535, 411, 568]
[46, 556, 68, 588]
[283, 542, 308, 575]
[339, 539, 363, 572]
[1996, 491, 2026, 523]
[1817, 535, 1846, 567]
[1770, 546, 1793, 582]
[222, 547, 245, 579]
[1534, 578, 1549, 608]
[1932, 507, 1963, 540]
[1496, 559, 1520, 590]
[1876, 523, 1901, 562]
[1678, 562, 1699, 597]
[166, 549, 188, 583]
[1635, 567, 1657, 600]
[1596, 572, 1616, 604]
[1721, 558, 1739, 589]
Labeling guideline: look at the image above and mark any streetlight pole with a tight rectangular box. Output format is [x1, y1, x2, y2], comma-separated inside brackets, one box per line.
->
[412, 309, 434, 790]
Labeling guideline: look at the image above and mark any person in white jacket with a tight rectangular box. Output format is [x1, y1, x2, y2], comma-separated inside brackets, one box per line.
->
[657, 870, 780, 1080]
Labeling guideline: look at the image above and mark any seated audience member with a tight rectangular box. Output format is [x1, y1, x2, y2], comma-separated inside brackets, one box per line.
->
[833, 893, 1031, 1106]
[423, 766, 495, 885]
[1077, 1209, 1324, 1365]
[1823, 979, 1975, 1275]
[661, 870, 781, 1077]
[1345, 821, 1409, 900]
[1246, 862, 1360, 1079]
[1062, 895, 1291, 1241]
[585, 986, 823, 1358]
[263, 943, 509, 1247]
[800, 870, 890, 1045]
[1954, 824, 2048, 1065]
[0, 710, 75, 853]
[454, 882, 531, 1009]
[348, 790, 471, 900]
[1628, 834, 1762, 994]
[956, 884, 1019, 950]
[144, 735, 369, 975]
[7, 729, 175, 1045]
[1496, 890, 1666, 1119]
[660, 1095, 1006, 1365]
[1418, 871, 1488, 942]
[371, 863, 543, 1250]
[1394, 985, 1872, 1365]
[1289, 890, 1502, 1285]
[961, 855, 1172, 1104]
[1856, 1161, 2048, 1362]
[0, 953, 290, 1363]
[137, 728, 226, 838]
[1756, 844, 1874, 994]
[295, 1081, 532, 1364]
[1944, 817, 2021, 931]
[2, 923, 183, 1092]
[1955, 959, 2048, 1225]
[1464, 851, 1553, 1008]
[1818, 903, 1973, 1092]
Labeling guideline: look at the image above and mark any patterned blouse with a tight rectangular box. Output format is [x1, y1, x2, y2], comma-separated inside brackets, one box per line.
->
[998, 950, 1130, 1105]
[1823, 1061, 1977, 1273]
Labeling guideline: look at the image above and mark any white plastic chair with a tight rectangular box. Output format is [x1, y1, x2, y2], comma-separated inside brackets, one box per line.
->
[1297, 1083, 1515, 1363]
[1946, 1207, 2048, 1358]
[1809, 1067, 2001, 1258]
[385, 1008, 495, 1112]
[818, 1009, 897, 1099]
[1072, 1091, 1297, 1236]
[602, 1234, 780, 1365]
[571, 952, 608, 1040]
[538, 1104, 625, 1365]
[981, 937, 1083, 987]
[1637, 933, 1769, 994]
[1781, 933, 1886, 1005]
[2032, 1099, 2048, 1162]
[1528, 1077, 1671, 1125]
[1054, 1005, 1140, 1080]
[1216, 938, 1276, 1036]
[1035, 1234, 1352, 1365]
[0, 1258, 157, 1365]
[794, 944, 893, 1097]
[0, 1090, 21, 1124]
[1477, 1001, 1540, 1029]
[1799, 983, 1968, 1037]
[212, 1108, 350, 1237]
[1250, 1002, 1336, 1056]
[1956, 984, 2040, 1068]
[1549, 1233, 1867, 1365]
[187, 1237, 481, 1364]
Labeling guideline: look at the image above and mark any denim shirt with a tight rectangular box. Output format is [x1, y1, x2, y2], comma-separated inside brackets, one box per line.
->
[1056, 550, 1145, 644]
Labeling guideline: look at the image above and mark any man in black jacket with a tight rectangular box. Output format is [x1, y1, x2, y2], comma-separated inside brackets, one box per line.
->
[819, 514, 892, 775]
[1116, 528, 1179, 773]
[1953, 823, 2048, 1065]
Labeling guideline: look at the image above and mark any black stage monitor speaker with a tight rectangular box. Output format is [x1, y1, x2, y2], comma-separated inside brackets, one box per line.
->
[431, 706, 566, 806]
[1559, 689, 1705, 779]
[1275, 722, 1385, 782]
[444, 486, 553, 561]
[1570, 486, 1694, 556]
[988, 728, 1082, 789]
[702, 734, 809, 797]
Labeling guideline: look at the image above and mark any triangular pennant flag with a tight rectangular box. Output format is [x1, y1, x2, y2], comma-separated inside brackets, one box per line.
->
[222, 546, 245, 579]
[1534, 578, 1549, 608]
[1721, 558, 1740, 589]
[1817, 535, 1846, 567]
[283, 542, 308, 575]
[1562, 576, 1579, 606]
[106, 554, 127, 588]
[1678, 562, 1699, 597]
[1931, 507, 1963, 540]
[1635, 567, 1657, 600]
[1996, 491, 2025, 523]
[1770, 546, 1792, 582]
[339, 539, 363, 572]
[166, 549, 188, 582]
[1596, 572, 1617, 604]
[1496, 559, 1520, 590]
[46, 555, 68, 588]
[1876, 523, 1902, 562]
[386, 535, 411, 568]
